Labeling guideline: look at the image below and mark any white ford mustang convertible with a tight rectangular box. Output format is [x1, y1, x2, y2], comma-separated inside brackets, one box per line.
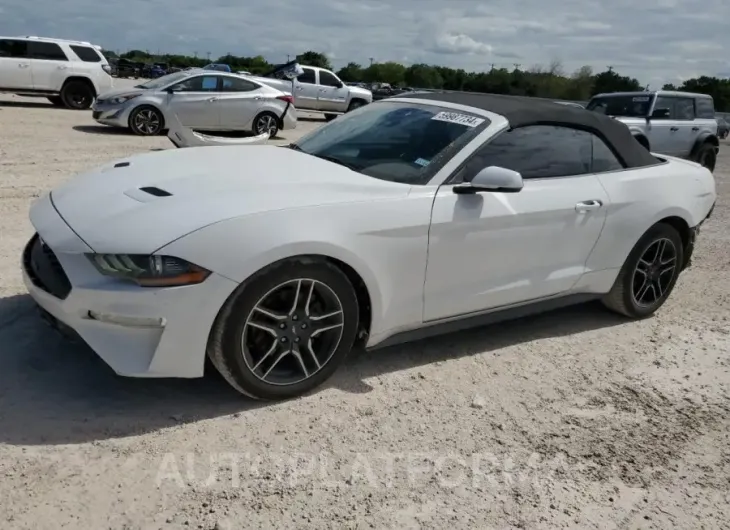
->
[23, 92, 716, 400]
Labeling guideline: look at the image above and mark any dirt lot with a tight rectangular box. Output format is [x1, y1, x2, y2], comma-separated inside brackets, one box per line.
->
[0, 90, 729, 530]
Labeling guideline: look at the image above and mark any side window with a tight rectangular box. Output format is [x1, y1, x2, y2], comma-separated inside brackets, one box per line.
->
[220, 77, 258, 92]
[653, 96, 674, 119]
[172, 75, 219, 92]
[591, 135, 624, 173]
[297, 68, 316, 84]
[319, 70, 341, 87]
[674, 98, 695, 120]
[0, 39, 28, 58]
[695, 97, 715, 119]
[69, 45, 101, 62]
[28, 42, 68, 61]
[463, 125, 592, 180]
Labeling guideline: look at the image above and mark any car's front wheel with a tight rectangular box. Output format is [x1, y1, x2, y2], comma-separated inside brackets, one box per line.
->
[207, 258, 360, 400]
[602, 223, 684, 318]
[128, 105, 164, 136]
[694, 142, 717, 172]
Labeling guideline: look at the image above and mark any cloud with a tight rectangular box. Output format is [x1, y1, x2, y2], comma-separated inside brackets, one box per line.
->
[3, 0, 728, 85]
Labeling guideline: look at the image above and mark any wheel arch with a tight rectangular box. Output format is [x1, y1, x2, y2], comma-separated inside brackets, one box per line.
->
[62, 76, 97, 96]
[209, 249, 379, 347]
[655, 215, 693, 269]
[690, 132, 719, 158]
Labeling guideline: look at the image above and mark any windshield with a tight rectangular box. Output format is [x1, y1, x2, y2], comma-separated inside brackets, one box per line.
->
[290, 101, 489, 184]
[135, 71, 193, 90]
[587, 95, 654, 117]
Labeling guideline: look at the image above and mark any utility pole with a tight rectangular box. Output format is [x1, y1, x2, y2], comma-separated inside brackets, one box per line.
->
[287, 54, 290, 62]
[607, 65, 614, 72]
[369, 57, 374, 66]
[193, 51, 198, 58]
[513, 63, 521, 71]
[206, 51, 211, 61]
[489, 63, 495, 71]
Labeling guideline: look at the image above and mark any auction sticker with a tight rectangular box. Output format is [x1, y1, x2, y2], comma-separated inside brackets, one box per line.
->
[632, 96, 650, 102]
[431, 112, 485, 127]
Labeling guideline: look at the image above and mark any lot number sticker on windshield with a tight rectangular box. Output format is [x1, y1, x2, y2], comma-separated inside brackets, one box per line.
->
[431, 112, 485, 127]
[632, 96, 650, 102]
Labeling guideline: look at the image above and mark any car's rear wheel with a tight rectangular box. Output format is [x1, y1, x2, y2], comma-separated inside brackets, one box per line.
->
[602, 223, 684, 318]
[695, 142, 717, 172]
[47, 96, 64, 107]
[60, 81, 94, 110]
[253, 111, 279, 137]
[128, 106, 164, 136]
[207, 258, 359, 400]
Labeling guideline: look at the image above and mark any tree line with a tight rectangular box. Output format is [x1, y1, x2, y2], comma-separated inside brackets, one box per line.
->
[105, 49, 730, 112]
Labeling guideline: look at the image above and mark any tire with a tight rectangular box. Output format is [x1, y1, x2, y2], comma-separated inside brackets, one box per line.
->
[602, 223, 684, 319]
[324, 113, 338, 122]
[128, 105, 164, 136]
[253, 112, 279, 137]
[694, 142, 716, 172]
[347, 99, 366, 112]
[47, 96, 64, 107]
[207, 258, 360, 400]
[60, 81, 94, 110]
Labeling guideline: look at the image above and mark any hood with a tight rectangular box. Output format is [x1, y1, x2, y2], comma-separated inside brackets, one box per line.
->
[50, 146, 410, 254]
[97, 87, 145, 101]
[350, 86, 373, 101]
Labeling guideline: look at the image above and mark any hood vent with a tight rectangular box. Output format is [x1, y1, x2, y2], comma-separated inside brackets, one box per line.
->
[114, 161, 130, 168]
[139, 186, 172, 197]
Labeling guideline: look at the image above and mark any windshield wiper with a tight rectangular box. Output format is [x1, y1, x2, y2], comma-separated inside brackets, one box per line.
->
[287, 143, 302, 150]
[311, 153, 358, 171]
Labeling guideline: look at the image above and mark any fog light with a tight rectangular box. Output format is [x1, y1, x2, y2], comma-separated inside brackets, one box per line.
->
[88, 310, 165, 328]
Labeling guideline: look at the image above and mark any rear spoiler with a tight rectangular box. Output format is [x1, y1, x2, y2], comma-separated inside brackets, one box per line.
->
[166, 114, 269, 148]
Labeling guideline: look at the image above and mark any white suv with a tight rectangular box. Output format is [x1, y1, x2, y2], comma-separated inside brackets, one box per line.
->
[0, 36, 113, 109]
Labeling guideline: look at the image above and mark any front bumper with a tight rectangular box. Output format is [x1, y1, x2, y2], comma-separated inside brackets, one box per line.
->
[22, 193, 239, 378]
[91, 101, 131, 128]
[684, 201, 715, 269]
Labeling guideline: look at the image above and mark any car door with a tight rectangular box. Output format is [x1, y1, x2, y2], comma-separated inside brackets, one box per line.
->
[0, 39, 32, 89]
[292, 67, 320, 110]
[27, 41, 69, 91]
[166, 74, 221, 129]
[648, 96, 683, 156]
[670, 97, 698, 157]
[216, 76, 265, 130]
[423, 125, 609, 321]
[316, 70, 349, 112]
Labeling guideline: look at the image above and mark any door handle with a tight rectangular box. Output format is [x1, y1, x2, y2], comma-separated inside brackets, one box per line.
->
[253, 95, 263, 100]
[206, 97, 218, 102]
[296, 87, 304, 91]
[575, 199, 603, 212]
[691, 127, 699, 131]
[670, 126, 679, 131]
[57, 65, 68, 70]
[18, 63, 30, 68]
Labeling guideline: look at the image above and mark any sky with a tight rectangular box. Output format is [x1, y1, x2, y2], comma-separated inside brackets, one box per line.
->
[2, 0, 729, 87]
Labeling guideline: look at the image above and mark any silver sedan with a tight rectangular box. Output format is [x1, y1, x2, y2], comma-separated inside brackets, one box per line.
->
[92, 70, 297, 137]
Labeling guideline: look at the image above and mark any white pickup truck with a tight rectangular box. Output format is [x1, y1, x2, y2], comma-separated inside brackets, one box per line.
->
[251, 64, 373, 121]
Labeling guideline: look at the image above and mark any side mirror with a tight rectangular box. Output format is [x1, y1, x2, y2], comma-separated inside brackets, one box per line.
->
[166, 85, 183, 94]
[335, 81, 344, 89]
[453, 166, 524, 194]
[650, 108, 670, 119]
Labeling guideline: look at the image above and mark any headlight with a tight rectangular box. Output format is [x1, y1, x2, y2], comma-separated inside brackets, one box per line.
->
[87, 254, 210, 287]
[108, 93, 142, 105]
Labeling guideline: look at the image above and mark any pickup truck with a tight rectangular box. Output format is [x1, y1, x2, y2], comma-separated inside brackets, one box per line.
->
[252, 64, 372, 121]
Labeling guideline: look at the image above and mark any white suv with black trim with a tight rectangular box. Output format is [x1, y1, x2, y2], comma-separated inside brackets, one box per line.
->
[0, 36, 113, 109]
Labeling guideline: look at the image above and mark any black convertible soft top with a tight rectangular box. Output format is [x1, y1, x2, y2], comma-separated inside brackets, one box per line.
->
[395, 92, 660, 169]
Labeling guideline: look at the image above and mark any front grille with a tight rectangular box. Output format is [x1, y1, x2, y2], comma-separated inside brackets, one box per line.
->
[23, 233, 72, 299]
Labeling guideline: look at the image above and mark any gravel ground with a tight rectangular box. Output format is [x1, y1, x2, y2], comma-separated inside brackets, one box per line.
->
[0, 88, 729, 530]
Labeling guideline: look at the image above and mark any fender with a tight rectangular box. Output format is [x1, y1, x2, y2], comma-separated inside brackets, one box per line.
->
[690, 132, 719, 159]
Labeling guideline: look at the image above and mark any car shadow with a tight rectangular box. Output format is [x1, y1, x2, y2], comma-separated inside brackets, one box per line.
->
[0, 99, 60, 109]
[72, 125, 131, 135]
[0, 293, 625, 446]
